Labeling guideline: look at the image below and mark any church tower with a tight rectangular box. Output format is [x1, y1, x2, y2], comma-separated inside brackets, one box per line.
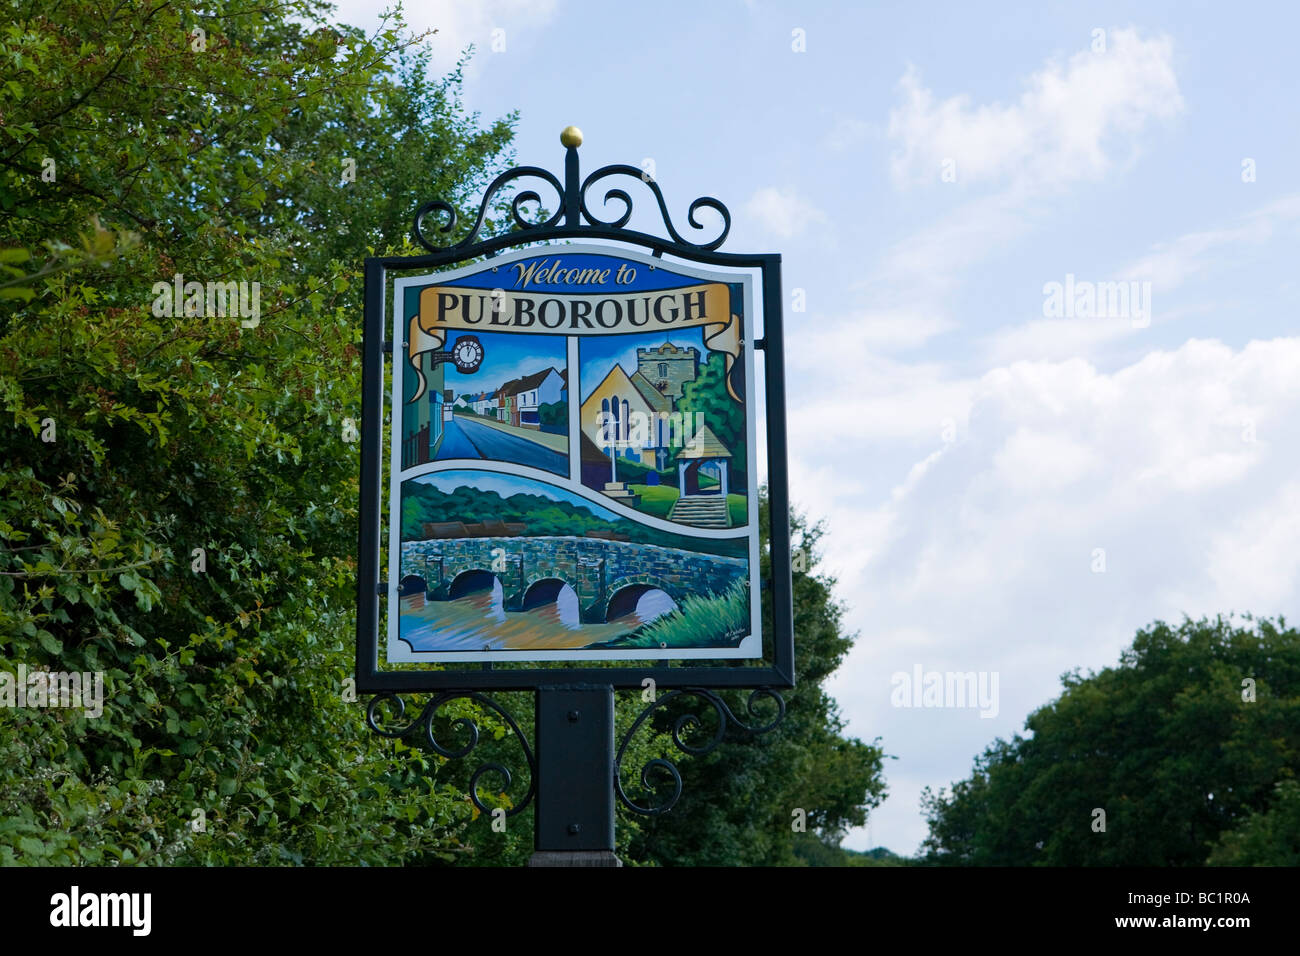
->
[636, 341, 699, 403]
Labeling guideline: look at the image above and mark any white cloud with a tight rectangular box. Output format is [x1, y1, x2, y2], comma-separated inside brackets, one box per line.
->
[1206, 481, 1300, 611]
[801, 310, 955, 356]
[1122, 192, 1300, 290]
[982, 316, 1140, 365]
[888, 27, 1183, 189]
[786, 351, 974, 445]
[742, 186, 827, 239]
[992, 427, 1096, 492]
[859, 32, 1193, 386]
[852, 312, 956, 351]
[978, 194, 1300, 367]
[864, 189, 1033, 304]
[807, 337, 1300, 852]
[1121, 225, 1266, 290]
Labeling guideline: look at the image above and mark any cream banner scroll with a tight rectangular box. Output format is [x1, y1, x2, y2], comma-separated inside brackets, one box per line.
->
[408, 282, 743, 402]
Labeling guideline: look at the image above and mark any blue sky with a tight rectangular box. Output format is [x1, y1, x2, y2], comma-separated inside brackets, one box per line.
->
[442, 330, 564, 399]
[579, 327, 704, 403]
[338, 0, 1300, 855]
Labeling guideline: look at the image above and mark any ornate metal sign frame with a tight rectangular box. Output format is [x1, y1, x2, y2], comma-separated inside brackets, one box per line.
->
[355, 132, 794, 696]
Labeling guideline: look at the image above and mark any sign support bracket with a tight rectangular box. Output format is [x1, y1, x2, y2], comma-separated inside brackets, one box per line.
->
[528, 684, 620, 867]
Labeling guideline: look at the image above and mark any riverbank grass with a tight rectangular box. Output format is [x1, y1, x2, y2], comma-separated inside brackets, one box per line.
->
[596, 579, 749, 649]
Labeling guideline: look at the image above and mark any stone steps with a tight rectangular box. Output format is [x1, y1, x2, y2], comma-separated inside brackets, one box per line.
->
[668, 495, 730, 528]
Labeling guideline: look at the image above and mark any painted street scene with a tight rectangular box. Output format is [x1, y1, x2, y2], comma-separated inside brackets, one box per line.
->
[402, 329, 568, 475]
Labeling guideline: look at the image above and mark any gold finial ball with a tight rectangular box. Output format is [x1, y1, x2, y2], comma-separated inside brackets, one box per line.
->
[560, 126, 584, 148]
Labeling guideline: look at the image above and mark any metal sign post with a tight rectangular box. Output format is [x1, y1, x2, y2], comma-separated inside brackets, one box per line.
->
[356, 128, 794, 865]
[531, 684, 617, 865]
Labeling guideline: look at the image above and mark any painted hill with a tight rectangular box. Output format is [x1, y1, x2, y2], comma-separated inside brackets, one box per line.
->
[401, 482, 745, 558]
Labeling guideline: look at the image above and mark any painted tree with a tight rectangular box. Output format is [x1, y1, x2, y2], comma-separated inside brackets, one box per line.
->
[678, 352, 745, 480]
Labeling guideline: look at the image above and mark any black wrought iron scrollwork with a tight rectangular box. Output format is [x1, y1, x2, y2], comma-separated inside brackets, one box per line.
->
[615, 687, 785, 815]
[366, 691, 536, 816]
[412, 165, 564, 252]
[410, 143, 732, 253]
[580, 165, 731, 251]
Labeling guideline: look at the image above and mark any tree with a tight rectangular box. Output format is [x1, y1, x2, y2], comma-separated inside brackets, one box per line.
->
[537, 400, 566, 430]
[921, 616, 1300, 866]
[678, 352, 744, 480]
[0, 0, 515, 865]
[622, 495, 889, 866]
[1207, 779, 1300, 866]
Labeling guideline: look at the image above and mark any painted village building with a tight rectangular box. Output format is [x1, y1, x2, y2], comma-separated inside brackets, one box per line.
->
[579, 363, 672, 472]
[401, 353, 445, 469]
[496, 367, 565, 428]
[579, 342, 700, 467]
[436, 389, 454, 433]
[578, 340, 734, 527]
[514, 367, 565, 428]
[468, 389, 496, 416]
[669, 424, 732, 528]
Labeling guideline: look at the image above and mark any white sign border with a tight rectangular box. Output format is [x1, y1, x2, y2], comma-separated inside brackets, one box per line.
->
[384, 244, 761, 664]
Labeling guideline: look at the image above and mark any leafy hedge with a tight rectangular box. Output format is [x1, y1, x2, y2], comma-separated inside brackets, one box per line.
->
[0, 0, 518, 865]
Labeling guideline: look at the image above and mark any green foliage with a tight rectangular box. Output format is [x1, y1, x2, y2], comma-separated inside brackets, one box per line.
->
[537, 400, 566, 428]
[400, 482, 743, 556]
[921, 615, 1300, 866]
[0, 218, 138, 301]
[794, 840, 911, 866]
[626, 482, 678, 519]
[0, 0, 516, 865]
[726, 493, 746, 527]
[678, 352, 744, 481]
[1207, 779, 1300, 865]
[624, 501, 889, 866]
[598, 453, 664, 485]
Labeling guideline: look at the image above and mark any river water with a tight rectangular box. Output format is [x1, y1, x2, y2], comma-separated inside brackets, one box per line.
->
[398, 579, 677, 652]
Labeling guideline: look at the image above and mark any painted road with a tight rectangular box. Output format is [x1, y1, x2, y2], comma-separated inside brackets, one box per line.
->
[435, 416, 566, 474]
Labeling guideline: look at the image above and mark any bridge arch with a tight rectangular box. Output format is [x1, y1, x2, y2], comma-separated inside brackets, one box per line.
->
[521, 576, 575, 611]
[398, 574, 428, 596]
[447, 568, 500, 599]
[602, 575, 680, 623]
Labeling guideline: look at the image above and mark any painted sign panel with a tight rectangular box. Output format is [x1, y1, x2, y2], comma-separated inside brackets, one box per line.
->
[387, 245, 759, 663]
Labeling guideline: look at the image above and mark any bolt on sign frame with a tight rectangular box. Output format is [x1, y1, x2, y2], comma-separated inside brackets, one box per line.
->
[355, 131, 793, 694]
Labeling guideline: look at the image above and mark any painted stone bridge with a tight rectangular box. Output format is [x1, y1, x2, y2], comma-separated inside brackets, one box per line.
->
[399, 535, 748, 623]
